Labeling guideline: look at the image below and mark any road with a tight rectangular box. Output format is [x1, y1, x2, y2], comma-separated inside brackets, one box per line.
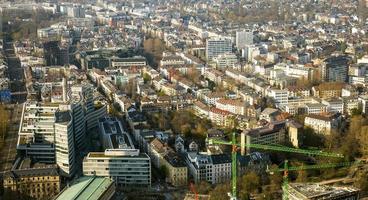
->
[0, 104, 22, 173]
[3, 41, 27, 104]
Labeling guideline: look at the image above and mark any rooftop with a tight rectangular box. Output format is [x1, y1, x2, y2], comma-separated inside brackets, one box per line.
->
[288, 183, 359, 199]
[55, 176, 114, 200]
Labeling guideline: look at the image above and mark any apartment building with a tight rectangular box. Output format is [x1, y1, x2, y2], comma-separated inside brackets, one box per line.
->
[186, 152, 231, 184]
[304, 113, 341, 135]
[215, 98, 245, 115]
[244, 121, 287, 152]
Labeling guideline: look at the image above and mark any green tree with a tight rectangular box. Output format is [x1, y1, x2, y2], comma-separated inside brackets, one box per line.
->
[238, 171, 261, 199]
[196, 181, 211, 194]
[209, 183, 231, 200]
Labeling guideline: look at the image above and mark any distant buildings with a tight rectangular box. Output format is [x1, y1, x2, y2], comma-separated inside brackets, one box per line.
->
[206, 38, 232, 61]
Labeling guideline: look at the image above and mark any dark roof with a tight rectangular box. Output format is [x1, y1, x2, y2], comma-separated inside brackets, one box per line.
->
[210, 154, 231, 165]
[164, 151, 187, 168]
[4, 165, 59, 179]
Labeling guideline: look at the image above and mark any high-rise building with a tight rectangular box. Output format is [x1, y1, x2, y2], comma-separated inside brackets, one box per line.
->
[236, 29, 253, 49]
[321, 55, 351, 82]
[17, 83, 105, 177]
[206, 38, 232, 61]
[67, 5, 85, 18]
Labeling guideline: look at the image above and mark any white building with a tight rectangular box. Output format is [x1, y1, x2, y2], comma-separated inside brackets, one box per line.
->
[267, 89, 288, 106]
[213, 53, 237, 69]
[304, 114, 341, 135]
[322, 98, 344, 113]
[235, 29, 253, 49]
[206, 38, 232, 61]
[83, 117, 151, 187]
[111, 56, 147, 68]
[186, 152, 231, 184]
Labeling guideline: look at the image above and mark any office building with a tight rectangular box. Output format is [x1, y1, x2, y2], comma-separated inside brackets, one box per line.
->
[236, 29, 253, 49]
[321, 55, 351, 82]
[17, 83, 103, 177]
[83, 117, 151, 187]
[206, 38, 232, 61]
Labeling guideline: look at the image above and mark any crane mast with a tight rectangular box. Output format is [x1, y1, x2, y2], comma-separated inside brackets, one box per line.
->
[209, 132, 344, 200]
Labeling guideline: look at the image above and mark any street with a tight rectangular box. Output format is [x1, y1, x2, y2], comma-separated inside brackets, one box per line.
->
[4, 41, 27, 104]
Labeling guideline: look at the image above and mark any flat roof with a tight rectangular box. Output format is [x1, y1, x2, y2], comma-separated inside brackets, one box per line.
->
[55, 176, 114, 200]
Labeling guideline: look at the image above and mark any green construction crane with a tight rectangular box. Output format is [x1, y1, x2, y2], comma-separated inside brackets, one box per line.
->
[208, 132, 344, 200]
[267, 160, 360, 200]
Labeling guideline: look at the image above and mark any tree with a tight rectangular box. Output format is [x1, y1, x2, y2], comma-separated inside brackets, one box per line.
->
[238, 171, 261, 199]
[209, 183, 231, 200]
[296, 170, 308, 182]
[301, 127, 324, 148]
[142, 73, 151, 84]
[196, 181, 211, 194]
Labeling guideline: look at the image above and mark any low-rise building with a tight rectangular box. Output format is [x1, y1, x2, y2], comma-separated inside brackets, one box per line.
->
[304, 113, 342, 135]
[286, 183, 359, 200]
[186, 152, 231, 184]
[244, 121, 287, 153]
[55, 176, 115, 200]
[3, 158, 61, 200]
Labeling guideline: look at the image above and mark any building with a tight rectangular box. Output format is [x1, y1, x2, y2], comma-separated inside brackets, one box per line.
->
[206, 38, 232, 61]
[286, 183, 359, 200]
[267, 89, 288, 106]
[186, 152, 231, 184]
[55, 176, 115, 200]
[111, 56, 147, 68]
[162, 151, 188, 187]
[235, 29, 253, 49]
[215, 98, 245, 115]
[17, 83, 102, 177]
[3, 159, 61, 200]
[83, 117, 151, 187]
[67, 5, 85, 18]
[213, 53, 237, 69]
[322, 98, 344, 113]
[304, 113, 342, 135]
[312, 82, 345, 99]
[244, 121, 287, 153]
[321, 55, 351, 82]
[43, 41, 69, 66]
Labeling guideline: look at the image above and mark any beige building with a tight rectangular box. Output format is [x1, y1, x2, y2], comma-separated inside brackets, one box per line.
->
[3, 159, 61, 200]
[148, 139, 188, 187]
